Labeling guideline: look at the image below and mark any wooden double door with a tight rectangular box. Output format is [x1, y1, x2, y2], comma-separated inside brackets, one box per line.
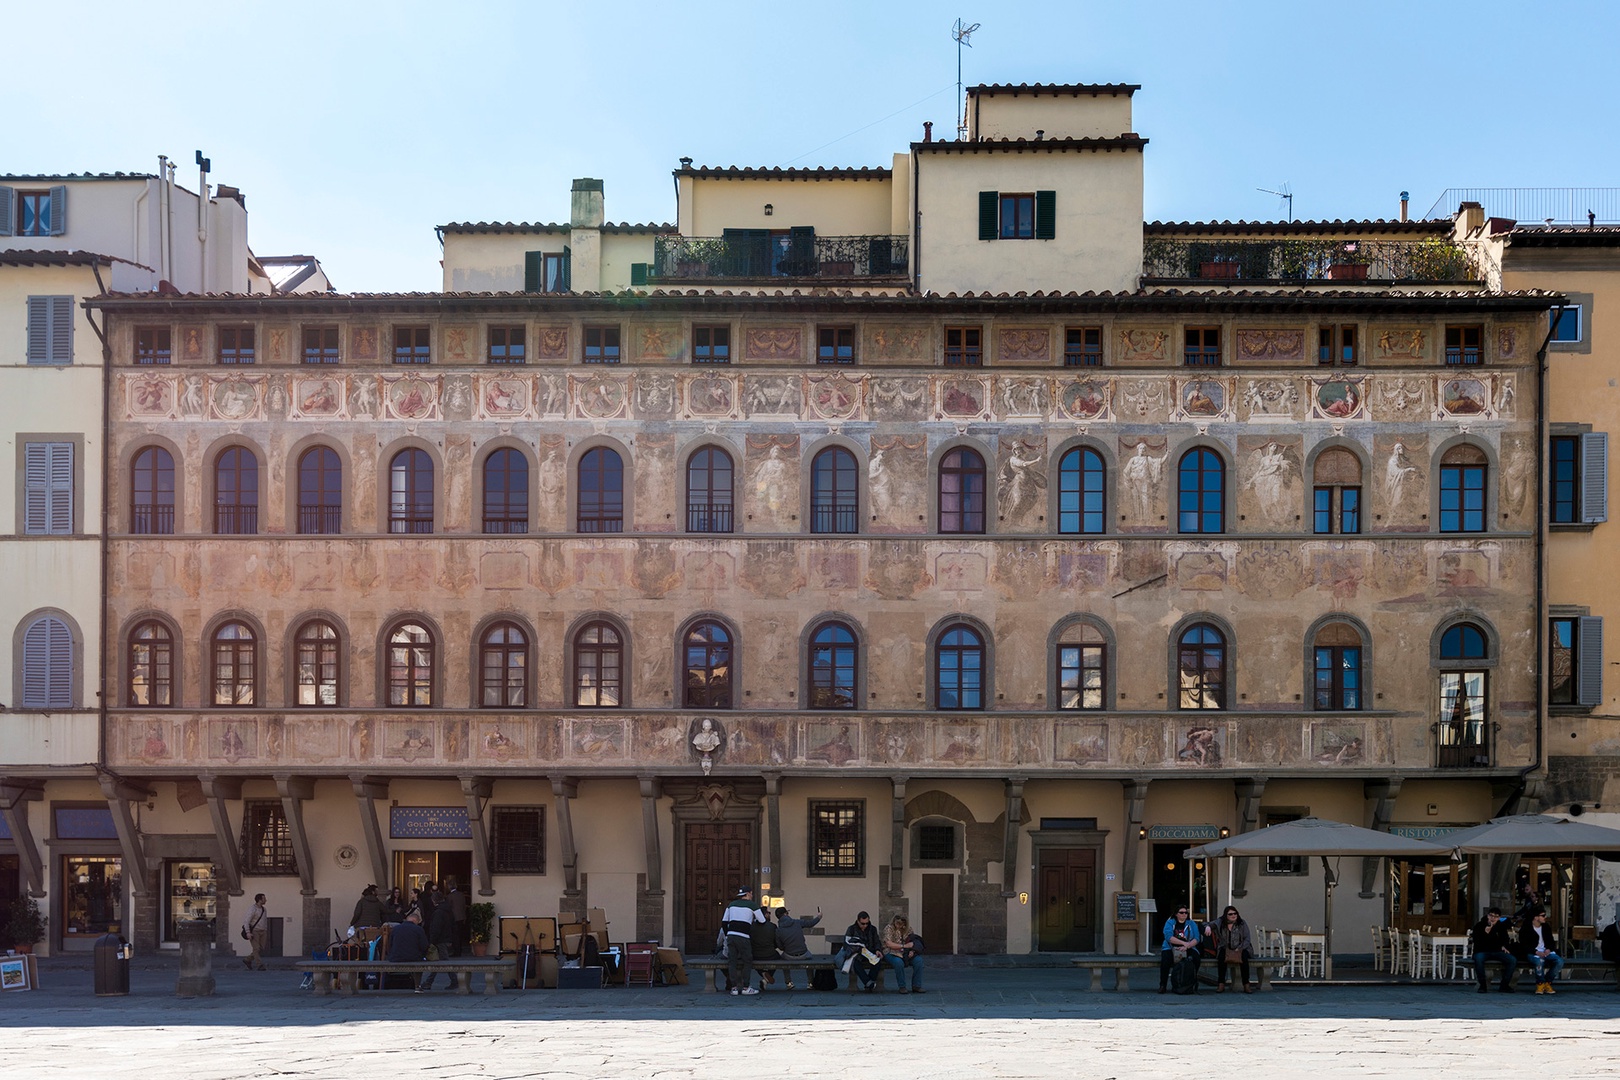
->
[1036, 847, 1098, 951]
[683, 823, 753, 954]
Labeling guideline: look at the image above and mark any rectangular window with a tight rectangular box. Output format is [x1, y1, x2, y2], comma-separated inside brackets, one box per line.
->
[1063, 327, 1103, 367]
[1550, 306, 1582, 344]
[1552, 436, 1580, 523]
[488, 326, 526, 364]
[302, 327, 340, 364]
[135, 326, 172, 365]
[1445, 325, 1483, 365]
[239, 800, 298, 875]
[944, 326, 981, 366]
[809, 800, 864, 876]
[693, 326, 730, 364]
[980, 189, 1055, 240]
[217, 327, 255, 365]
[584, 327, 621, 364]
[1313, 486, 1361, 534]
[1184, 327, 1221, 366]
[1313, 646, 1362, 710]
[490, 806, 546, 873]
[818, 326, 855, 365]
[1438, 670, 1489, 767]
[23, 441, 73, 535]
[1439, 464, 1487, 532]
[1317, 325, 1357, 365]
[393, 326, 431, 364]
[1000, 193, 1035, 239]
[14, 187, 64, 237]
[1058, 644, 1105, 709]
[26, 296, 73, 364]
[1550, 615, 1604, 707]
[915, 824, 957, 862]
[1262, 811, 1308, 874]
[1550, 432, 1608, 525]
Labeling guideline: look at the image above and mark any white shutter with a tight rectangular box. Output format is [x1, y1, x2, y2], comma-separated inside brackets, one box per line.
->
[1582, 432, 1608, 524]
[1578, 616, 1604, 707]
[47, 185, 66, 236]
[22, 617, 72, 709]
[0, 186, 13, 237]
[48, 295, 73, 364]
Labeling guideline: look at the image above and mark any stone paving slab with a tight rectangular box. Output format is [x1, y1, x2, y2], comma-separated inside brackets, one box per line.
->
[4, 956, 1617, 1078]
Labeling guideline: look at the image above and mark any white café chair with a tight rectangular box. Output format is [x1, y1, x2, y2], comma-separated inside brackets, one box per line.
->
[1370, 926, 1385, 971]
[1407, 929, 1433, 979]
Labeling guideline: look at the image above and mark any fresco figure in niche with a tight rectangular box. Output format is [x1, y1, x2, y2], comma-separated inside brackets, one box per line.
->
[180, 376, 205, 416]
[753, 445, 790, 513]
[350, 378, 377, 418]
[999, 441, 1046, 524]
[1245, 441, 1296, 527]
[1383, 442, 1418, 510]
[692, 717, 722, 754]
[1121, 441, 1167, 522]
[538, 449, 565, 507]
[1176, 726, 1220, 766]
[868, 448, 897, 518]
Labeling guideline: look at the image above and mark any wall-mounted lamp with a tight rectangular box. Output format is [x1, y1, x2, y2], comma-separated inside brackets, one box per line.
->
[763, 203, 774, 216]
[1138, 827, 1146, 839]
[1427, 803, 1440, 816]
[1219, 826, 1230, 838]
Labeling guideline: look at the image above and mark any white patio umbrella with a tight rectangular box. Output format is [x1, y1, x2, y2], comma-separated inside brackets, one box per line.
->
[1443, 813, 1620, 854]
[1186, 818, 1451, 978]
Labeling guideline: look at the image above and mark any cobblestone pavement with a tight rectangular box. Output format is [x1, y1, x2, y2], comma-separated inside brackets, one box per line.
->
[7, 956, 1618, 1079]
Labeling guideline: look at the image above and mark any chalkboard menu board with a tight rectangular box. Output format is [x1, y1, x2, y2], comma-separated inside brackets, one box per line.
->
[1115, 891, 1138, 923]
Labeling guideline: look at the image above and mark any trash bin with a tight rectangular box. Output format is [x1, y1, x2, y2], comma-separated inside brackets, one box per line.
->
[95, 933, 131, 996]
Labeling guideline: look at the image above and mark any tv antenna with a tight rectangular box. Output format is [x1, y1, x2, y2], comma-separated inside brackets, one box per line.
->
[1259, 183, 1294, 222]
[953, 18, 980, 140]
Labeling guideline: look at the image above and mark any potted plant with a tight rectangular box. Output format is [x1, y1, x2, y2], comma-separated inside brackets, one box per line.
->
[1327, 242, 1371, 280]
[8, 896, 45, 954]
[468, 902, 496, 957]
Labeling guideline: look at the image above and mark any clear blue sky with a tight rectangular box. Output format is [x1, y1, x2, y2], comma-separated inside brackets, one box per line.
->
[12, 0, 1618, 292]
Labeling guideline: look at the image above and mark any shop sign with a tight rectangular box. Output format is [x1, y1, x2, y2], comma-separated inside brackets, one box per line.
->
[389, 806, 473, 839]
[1146, 824, 1219, 840]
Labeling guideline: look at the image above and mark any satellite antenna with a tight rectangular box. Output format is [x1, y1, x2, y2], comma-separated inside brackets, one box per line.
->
[1259, 183, 1294, 222]
[953, 18, 980, 140]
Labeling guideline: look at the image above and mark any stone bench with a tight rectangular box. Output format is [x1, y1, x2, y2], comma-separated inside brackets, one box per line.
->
[1071, 954, 1288, 992]
[304, 957, 510, 996]
[686, 956, 840, 992]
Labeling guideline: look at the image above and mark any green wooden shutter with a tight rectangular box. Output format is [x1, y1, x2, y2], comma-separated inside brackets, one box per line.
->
[1035, 190, 1057, 239]
[523, 251, 543, 292]
[979, 191, 999, 240]
[561, 246, 571, 291]
[48, 185, 67, 236]
[630, 262, 648, 287]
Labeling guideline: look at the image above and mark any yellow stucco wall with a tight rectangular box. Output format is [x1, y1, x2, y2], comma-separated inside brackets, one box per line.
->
[684, 176, 897, 238]
[969, 91, 1135, 141]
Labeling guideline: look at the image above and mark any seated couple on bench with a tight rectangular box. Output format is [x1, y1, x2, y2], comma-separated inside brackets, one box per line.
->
[838, 911, 926, 993]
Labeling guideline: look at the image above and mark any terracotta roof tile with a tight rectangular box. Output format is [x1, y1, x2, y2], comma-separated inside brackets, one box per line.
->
[674, 165, 891, 180]
[967, 83, 1140, 97]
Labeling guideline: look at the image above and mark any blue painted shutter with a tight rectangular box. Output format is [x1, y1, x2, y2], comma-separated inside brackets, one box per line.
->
[48, 185, 67, 236]
[1578, 616, 1604, 706]
[24, 442, 73, 534]
[978, 191, 999, 240]
[1582, 432, 1608, 524]
[22, 616, 73, 709]
[523, 251, 543, 293]
[0, 186, 12, 236]
[1035, 190, 1057, 239]
[27, 296, 74, 364]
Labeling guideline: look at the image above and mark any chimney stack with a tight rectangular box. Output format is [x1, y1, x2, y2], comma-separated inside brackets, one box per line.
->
[1399, 191, 1409, 223]
[923, 121, 933, 143]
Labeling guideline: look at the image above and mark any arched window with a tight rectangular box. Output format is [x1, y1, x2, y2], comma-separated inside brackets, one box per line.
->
[574, 621, 623, 707]
[294, 620, 340, 706]
[131, 447, 175, 534]
[211, 620, 256, 706]
[1312, 448, 1362, 535]
[938, 448, 986, 534]
[1058, 622, 1107, 710]
[389, 449, 434, 533]
[1312, 622, 1364, 710]
[808, 622, 858, 709]
[297, 447, 342, 535]
[483, 448, 529, 534]
[1439, 445, 1488, 533]
[1438, 621, 1490, 766]
[129, 620, 173, 707]
[1058, 447, 1106, 534]
[578, 447, 624, 533]
[21, 615, 72, 709]
[686, 447, 734, 533]
[479, 621, 529, 707]
[387, 622, 435, 706]
[811, 447, 858, 534]
[1177, 449, 1224, 534]
[214, 447, 259, 534]
[935, 624, 984, 710]
[1177, 623, 1226, 709]
[683, 621, 732, 709]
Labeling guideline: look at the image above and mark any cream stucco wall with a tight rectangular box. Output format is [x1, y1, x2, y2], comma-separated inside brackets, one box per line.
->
[968, 90, 1134, 141]
[916, 149, 1144, 294]
[683, 176, 898, 238]
[442, 231, 567, 293]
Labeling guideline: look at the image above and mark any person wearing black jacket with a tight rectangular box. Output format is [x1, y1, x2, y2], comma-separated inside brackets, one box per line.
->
[1514, 908, 1564, 994]
[418, 892, 460, 991]
[838, 911, 882, 991]
[1471, 907, 1518, 993]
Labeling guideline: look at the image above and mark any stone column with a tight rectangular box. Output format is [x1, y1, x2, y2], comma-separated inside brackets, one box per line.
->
[175, 919, 215, 997]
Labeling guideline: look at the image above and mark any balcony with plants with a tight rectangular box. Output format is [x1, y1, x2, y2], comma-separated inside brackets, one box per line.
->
[652, 232, 909, 283]
[1142, 237, 1480, 285]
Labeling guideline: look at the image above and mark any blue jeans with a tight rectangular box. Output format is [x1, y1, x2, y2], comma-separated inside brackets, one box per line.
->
[839, 946, 879, 987]
[1473, 950, 1517, 986]
[884, 953, 924, 989]
[1531, 952, 1564, 982]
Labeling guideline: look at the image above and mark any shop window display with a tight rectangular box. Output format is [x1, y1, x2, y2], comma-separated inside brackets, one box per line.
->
[62, 856, 123, 942]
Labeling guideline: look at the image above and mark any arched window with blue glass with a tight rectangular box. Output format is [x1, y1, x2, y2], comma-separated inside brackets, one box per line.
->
[935, 624, 985, 710]
[1177, 622, 1226, 709]
[1437, 621, 1492, 767]
[807, 621, 858, 709]
[1058, 446, 1106, 534]
[1177, 448, 1224, 533]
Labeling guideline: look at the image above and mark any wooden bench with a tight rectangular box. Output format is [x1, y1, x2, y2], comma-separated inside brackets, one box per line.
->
[686, 956, 839, 992]
[1071, 955, 1288, 992]
[305, 958, 511, 996]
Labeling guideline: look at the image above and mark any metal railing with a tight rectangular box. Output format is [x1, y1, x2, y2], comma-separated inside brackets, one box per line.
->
[687, 504, 734, 533]
[653, 235, 909, 280]
[810, 501, 859, 534]
[1424, 187, 1620, 224]
[388, 513, 434, 534]
[297, 505, 342, 535]
[1142, 238, 1480, 282]
[214, 504, 258, 534]
[483, 516, 530, 535]
[131, 504, 174, 534]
